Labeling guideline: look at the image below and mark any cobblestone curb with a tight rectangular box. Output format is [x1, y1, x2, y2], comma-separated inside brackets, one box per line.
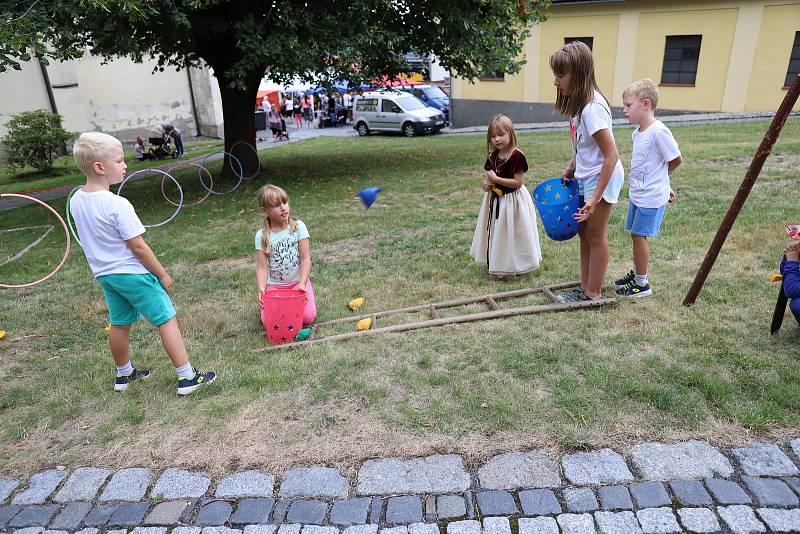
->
[2, 439, 800, 533]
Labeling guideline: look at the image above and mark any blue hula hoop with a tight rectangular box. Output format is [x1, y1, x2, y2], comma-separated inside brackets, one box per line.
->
[199, 151, 244, 195]
[117, 168, 184, 228]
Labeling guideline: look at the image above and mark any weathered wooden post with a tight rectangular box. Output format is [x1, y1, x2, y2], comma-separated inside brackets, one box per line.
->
[683, 74, 800, 306]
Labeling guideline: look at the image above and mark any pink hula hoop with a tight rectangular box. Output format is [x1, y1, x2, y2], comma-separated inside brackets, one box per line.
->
[0, 193, 71, 289]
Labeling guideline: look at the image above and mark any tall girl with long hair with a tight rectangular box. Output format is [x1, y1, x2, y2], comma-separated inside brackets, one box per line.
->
[551, 41, 624, 301]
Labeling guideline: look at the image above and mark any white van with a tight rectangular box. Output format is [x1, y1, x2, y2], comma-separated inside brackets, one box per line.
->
[353, 90, 446, 137]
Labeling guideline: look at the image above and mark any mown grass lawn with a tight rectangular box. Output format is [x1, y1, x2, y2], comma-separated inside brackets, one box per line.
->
[0, 119, 798, 476]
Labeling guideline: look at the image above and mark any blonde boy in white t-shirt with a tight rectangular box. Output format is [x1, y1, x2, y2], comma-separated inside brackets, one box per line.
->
[615, 79, 683, 297]
[70, 132, 216, 394]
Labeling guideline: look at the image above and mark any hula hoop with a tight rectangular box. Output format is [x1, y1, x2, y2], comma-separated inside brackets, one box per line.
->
[117, 168, 184, 227]
[0, 193, 71, 289]
[65, 187, 84, 247]
[229, 141, 261, 181]
[199, 151, 244, 195]
[161, 162, 214, 207]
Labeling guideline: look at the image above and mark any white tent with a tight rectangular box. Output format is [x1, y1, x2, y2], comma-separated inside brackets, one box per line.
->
[259, 76, 312, 93]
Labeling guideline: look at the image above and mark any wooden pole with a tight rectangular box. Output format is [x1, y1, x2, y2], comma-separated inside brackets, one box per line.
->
[683, 74, 800, 306]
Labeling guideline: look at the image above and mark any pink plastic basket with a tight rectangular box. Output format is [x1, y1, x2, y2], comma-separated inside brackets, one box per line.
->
[260, 288, 306, 344]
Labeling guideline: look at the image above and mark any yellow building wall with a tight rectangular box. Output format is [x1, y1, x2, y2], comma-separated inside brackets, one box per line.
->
[537, 14, 620, 103]
[458, 69, 525, 102]
[633, 9, 738, 111]
[746, 3, 800, 111]
[450, 1, 799, 112]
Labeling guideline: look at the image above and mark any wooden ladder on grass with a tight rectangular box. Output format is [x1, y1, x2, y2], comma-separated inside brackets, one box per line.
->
[255, 281, 615, 351]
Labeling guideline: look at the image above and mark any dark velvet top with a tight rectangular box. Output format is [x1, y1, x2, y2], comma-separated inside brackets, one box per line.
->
[484, 149, 528, 193]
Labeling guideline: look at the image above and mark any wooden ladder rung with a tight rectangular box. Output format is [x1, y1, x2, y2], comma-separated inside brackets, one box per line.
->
[486, 296, 499, 310]
[429, 305, 439, 319]
[542, 287, 558, 303]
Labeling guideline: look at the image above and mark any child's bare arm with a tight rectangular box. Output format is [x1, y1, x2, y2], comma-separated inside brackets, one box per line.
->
[786, 243, 800, 262]
[668, 155, 683, 173]
[256, 250, 269, 294]
[562, 158, 575, 185]
[298, 238, 312, 291]
[489, 170, 523, 189]
[125, 236, 171, 291]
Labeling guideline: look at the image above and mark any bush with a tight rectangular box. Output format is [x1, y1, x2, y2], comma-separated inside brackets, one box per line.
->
[2, 110, 73, 171]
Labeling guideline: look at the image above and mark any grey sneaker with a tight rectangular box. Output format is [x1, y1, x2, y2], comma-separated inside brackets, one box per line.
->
[556, 286, 585, 303]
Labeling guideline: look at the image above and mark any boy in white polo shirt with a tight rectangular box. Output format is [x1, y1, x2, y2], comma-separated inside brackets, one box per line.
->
[615, 79, 683, 297]
[70, 132, 216, 395]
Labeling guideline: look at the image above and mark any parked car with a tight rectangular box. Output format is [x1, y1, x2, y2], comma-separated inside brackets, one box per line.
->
[352, 90, 446, 137]
[396, 84, 449, 122]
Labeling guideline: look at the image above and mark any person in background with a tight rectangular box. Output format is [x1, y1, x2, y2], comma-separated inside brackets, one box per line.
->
[343, 91, 352, 124]
[261, 96, 272, 114]
[328, 93, 337, 127]
[134, 137, 153, 161]
[164, 125, 185, 157]
[293, 97, 303, 129]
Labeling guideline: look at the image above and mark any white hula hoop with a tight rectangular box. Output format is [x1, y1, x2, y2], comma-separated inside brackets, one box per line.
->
[0, 193, 71, 289]
[117, 168, 184, 227]
[199, 151, 244, 195]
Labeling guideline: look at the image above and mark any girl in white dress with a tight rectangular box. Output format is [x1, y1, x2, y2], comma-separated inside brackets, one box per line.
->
[470, 114, 542, 278]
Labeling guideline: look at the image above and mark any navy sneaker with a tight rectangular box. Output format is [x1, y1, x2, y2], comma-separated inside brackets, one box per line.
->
[177, 369, 217, 396]
[114, 368, 150, 392]
[614, 270, 635, 286]
[616, 280, 653, 298]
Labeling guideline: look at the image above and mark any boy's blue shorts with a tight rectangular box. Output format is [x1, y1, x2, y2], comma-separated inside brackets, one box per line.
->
[625, 202, 667, 237]
[97, 273, 176, 326]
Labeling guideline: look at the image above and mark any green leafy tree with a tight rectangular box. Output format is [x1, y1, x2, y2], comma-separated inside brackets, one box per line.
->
[2, 110, 73, 171]
[1, 0, 550, 175]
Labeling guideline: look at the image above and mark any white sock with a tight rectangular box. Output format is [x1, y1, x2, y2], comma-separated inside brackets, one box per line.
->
[116, 361, 133, 376]
[175, 362, 195, 379]
[635, 273, 648, 285]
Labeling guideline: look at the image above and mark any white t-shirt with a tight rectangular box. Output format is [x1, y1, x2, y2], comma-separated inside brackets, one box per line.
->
[262, 99, 272, 112]
[573, 90, 623, 181]
[343, 93, 351, 107]
[255, 220, 309, 286]
[629, 120, 681, 208]
[285, 99, 294, 111]
[69, 189, 149, 277]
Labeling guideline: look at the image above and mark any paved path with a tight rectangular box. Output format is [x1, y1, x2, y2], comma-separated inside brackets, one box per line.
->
[1, 439, 800, 533]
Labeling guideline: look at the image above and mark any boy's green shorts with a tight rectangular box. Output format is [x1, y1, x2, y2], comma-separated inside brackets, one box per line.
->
[97, 273, 176, 326]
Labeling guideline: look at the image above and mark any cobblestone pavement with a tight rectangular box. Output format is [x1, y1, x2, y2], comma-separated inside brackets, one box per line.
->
[2, 439, 800, 533]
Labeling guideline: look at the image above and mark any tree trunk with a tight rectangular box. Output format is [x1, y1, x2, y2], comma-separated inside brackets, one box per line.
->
[216, 68, 263, 180]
